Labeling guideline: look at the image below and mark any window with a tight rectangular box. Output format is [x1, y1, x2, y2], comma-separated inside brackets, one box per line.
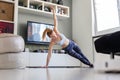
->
[93, 0, 120, 36]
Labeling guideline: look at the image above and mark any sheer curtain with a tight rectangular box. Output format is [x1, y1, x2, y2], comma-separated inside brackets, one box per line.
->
[93, 0, 120, 36]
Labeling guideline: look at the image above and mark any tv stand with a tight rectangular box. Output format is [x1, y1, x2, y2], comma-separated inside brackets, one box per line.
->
[26, 52, 81, 67]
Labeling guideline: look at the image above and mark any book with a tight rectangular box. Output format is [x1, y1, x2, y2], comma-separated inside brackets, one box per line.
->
[0, 21, 14, 33]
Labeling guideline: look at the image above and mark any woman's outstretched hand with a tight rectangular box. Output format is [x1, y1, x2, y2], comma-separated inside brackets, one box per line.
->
[50, 6, 55, 13]
[41, 65, 48, 68]
[50, 6, 54, 10]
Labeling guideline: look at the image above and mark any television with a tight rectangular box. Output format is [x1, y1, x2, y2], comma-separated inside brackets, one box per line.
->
[26, 21, 54, 45]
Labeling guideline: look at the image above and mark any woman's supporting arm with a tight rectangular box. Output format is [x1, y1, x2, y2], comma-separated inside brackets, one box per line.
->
[45, 41, 55, 67]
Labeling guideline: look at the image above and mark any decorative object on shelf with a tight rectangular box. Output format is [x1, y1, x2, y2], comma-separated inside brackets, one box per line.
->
[57, 8, 64, 15]
[30, 4, 38, 9]
[52, 49, 65, 54]
[18, 1, 23, 6]
[52, 0, 57, 4]
[38, 5, 42, 10]
[57, 0, 63, 5]
[0, 1, 14, 21]
[30, 4, 43, 10]
[57, 7, 62, 14]
[44, 6, 51, 12]
[32, 49, 48, 53]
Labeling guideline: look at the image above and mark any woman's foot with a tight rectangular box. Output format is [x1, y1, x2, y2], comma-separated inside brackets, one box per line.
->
[89, 64, 94, 68]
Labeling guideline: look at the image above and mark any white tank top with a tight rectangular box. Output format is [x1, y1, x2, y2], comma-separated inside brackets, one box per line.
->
[57, 33, 68, 46]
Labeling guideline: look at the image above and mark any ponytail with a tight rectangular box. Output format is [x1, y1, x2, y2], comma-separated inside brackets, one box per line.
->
[42, 28, 53, 41]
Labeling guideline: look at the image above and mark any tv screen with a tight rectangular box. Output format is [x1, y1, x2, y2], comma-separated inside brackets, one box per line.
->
[26, 21, 54, 45]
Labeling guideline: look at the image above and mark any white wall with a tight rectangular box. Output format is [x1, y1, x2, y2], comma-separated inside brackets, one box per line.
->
[72, 0, 94, 66]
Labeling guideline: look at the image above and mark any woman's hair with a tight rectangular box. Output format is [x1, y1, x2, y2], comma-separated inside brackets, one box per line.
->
[42, 28, 53, 40]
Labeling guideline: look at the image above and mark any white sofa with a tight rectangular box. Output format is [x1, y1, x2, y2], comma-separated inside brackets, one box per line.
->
[0, 33, 26, 69]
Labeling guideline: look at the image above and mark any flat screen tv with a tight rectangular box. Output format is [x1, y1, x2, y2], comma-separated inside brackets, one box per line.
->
[26, 21, 54, 45]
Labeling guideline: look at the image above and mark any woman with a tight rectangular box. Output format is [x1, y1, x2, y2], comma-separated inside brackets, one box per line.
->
[42, 7, 93, 68]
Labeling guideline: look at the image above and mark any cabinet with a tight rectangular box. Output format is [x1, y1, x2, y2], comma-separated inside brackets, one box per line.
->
[27, 53, 80, 67]
[0, 0, 18, 34]
[18, 0, 69, 19]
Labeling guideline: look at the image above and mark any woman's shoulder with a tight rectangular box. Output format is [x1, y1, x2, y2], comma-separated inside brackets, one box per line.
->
[56, 32, 62, 36]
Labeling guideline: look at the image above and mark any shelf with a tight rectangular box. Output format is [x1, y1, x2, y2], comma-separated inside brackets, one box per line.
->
[18, 0, 69, 19]
[0, 20, 14, 23]
[28, 53, 80, 67]
[0, 0, 15, 4]
[18, 6, 69, 19]
[18, 6, 51, 16]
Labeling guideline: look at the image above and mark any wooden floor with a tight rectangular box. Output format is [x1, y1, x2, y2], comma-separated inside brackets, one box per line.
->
[0, 68, 120, 80]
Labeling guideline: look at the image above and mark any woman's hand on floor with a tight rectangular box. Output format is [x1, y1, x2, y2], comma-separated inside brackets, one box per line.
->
[40, 65, 48, 68]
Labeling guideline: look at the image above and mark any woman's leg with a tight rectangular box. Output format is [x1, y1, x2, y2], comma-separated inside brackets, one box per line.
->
[68, 42, 93, 67]
[73, 44, 90, 63]
[63, 40, 93, 67]
[68, 49, 91, 66]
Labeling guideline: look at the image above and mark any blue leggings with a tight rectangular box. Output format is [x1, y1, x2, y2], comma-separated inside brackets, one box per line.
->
[63, 40, 91, 66]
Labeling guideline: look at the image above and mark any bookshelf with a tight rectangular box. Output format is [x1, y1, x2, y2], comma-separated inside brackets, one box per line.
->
[0, 0, 18, 34]
[18, 0, 69, 19]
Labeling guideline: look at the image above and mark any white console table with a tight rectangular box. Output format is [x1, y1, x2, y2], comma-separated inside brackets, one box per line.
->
[26, 52, 80, 67]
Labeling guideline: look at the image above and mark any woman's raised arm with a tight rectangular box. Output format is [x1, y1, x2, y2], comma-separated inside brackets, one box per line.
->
[51, 7, 60, 34]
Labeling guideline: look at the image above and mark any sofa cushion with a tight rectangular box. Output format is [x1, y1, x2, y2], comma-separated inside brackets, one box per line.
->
[0, 52, 26, 68]
[0, 33, 25, 53]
